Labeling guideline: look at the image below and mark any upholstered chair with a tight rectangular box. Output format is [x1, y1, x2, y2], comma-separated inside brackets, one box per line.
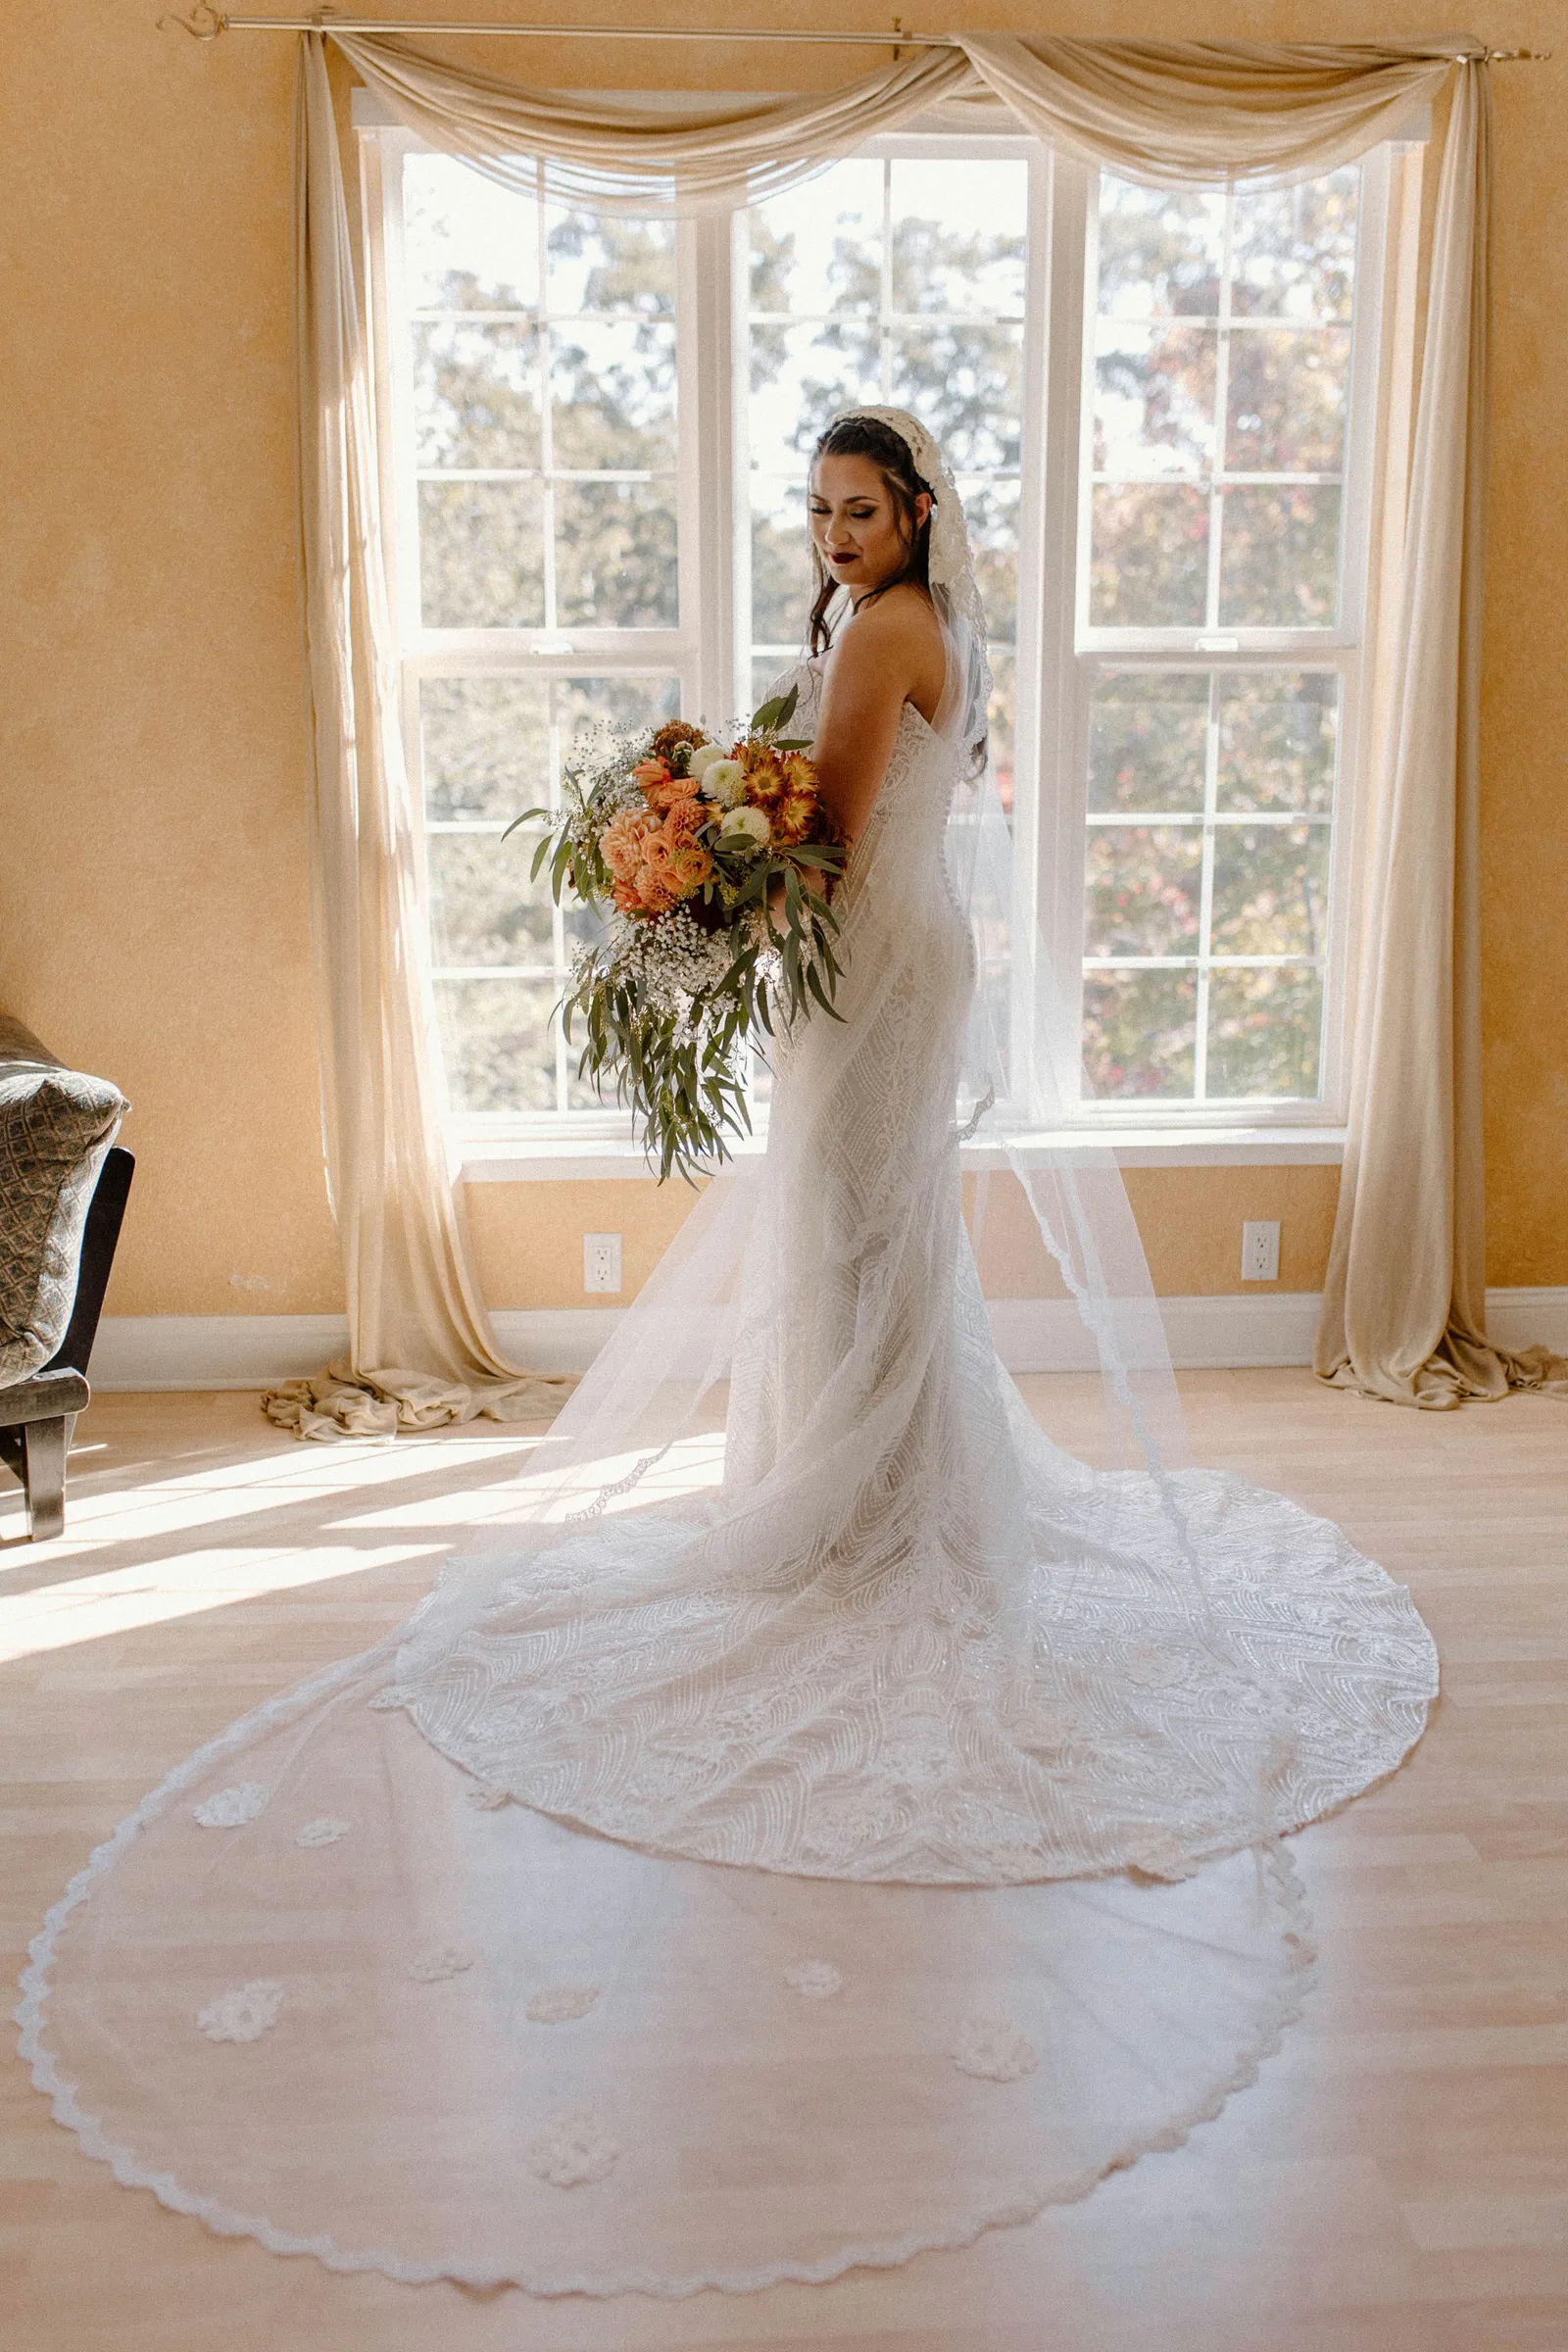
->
[0, 1017, 133, 1541]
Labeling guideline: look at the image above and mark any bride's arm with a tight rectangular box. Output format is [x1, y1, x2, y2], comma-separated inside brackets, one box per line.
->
[809, 591, 944, 849]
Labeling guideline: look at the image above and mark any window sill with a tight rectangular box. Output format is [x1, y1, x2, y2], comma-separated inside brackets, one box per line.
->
[456, 1126, 1348, 1182]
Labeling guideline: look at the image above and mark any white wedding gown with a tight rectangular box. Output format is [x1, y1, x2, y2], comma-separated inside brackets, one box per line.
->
[19, 651, 1439, 2297]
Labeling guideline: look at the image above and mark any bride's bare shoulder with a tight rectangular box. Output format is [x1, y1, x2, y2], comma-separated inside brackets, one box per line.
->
[827, 586, 946, 716]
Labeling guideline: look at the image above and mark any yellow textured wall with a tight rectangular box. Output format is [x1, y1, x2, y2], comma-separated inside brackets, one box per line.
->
[3, 1, 1563, 1320]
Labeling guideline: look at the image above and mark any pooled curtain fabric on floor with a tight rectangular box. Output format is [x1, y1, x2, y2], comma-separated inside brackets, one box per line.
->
[297, 26, 1544, 1417]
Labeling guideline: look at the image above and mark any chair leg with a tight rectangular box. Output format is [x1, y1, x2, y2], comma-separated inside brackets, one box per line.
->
[22, 1415, 74, 1542]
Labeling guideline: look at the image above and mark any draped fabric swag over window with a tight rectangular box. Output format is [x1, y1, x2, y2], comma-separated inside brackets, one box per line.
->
[290, 23, 1554, 1432]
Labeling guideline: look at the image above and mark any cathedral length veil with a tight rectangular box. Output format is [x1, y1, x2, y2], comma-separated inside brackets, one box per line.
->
[17, 411, 1438, 2296]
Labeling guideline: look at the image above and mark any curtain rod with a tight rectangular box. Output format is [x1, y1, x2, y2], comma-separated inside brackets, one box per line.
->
[164, 6, 953, 42]
[156, 7, 1550, 57]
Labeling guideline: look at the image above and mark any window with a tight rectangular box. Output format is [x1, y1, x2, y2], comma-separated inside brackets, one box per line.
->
[366, 122, 1401, 1146]
[1053, 164, 1386, 1116]
[382, 155, 689, 1118]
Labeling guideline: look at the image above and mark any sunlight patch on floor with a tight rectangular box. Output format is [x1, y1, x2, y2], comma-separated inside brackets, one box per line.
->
[0, 1543, 446, 1665]
[331, 1430, 729, 1530]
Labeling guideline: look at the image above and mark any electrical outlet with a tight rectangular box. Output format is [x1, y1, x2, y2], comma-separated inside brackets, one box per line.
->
[1241, 1220, 1281, 1283]
[582, 1232, 622, 1295]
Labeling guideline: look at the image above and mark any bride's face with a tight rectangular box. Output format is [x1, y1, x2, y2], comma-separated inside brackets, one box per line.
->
[808, 454, 931, 599]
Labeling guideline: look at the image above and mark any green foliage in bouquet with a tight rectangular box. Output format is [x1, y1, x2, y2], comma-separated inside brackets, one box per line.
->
[506, 686, 849, 1182]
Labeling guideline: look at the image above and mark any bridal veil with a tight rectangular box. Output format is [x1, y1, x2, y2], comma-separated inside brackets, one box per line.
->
[17, 408, 1437, 2294]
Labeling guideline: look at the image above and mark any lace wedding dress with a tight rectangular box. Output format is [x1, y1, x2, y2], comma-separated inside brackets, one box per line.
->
[18, 415, 1439, 2298]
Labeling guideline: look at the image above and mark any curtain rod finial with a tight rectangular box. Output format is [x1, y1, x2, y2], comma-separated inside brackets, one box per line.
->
[158, 3, 227, 34]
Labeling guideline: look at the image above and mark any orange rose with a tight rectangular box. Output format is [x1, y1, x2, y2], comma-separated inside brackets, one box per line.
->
[600, 808, 655, 880]
[645, 776, 702, 817]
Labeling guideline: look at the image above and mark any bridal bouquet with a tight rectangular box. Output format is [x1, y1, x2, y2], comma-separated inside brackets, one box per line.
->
[509, 686, 847, 1179]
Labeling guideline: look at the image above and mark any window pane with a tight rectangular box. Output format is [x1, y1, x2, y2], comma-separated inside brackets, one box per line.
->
[749, 320, 881, 478]
[435, 977, 559, 1113]
[415, 322, 540, 469]
[1096, 177, 1226, 318]
[749, 159, 883, 315]
[1088, 673, 1208, 814]
[1085, 826, 1202, 956]
[555, 480, 678, 628]
[964, 477, 1020, 644]
[753, 653, 790, 713]
[1225, 327, 1350, 474]
[404, 156, 539, 312]
[1215, 673, 1339, 813]
[1090, 484, 1209, 626]
[1205, 965, 1323, 1098]
[890, 160, 1028, 315]
[1083, 970, 1198, 1099]
[419, 678, 551, 822]
[1210, 822, 1331, 956]
[545, 211, 675, 316]
[890, 323, 1022, 472]
[1230, 170, 1358, 321]
[418, 481, 545, 628]
[553, 672, 681, 751]
[426, 832, 556, 968]
[1217, 484, 1340, 626]
[549, 320, 677, 470]
[1093, 324, 1216, 476]
[752, 481, 810, 652]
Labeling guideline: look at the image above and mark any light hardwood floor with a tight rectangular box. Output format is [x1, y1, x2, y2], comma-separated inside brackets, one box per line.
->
[3, 1377, 1566, 2352]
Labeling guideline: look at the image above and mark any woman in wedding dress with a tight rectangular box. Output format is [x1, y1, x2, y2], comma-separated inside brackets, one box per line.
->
[19, 409, 1439, 2297]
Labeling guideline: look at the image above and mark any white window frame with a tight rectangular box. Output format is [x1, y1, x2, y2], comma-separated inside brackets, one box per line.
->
[1030, 147, 1396, 1137]
[359, 109, 1413, 1174]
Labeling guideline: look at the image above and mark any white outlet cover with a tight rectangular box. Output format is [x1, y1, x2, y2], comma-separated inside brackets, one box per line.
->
[1240, 1220, 1281, 1283]
[582, 1233, 622, 1295]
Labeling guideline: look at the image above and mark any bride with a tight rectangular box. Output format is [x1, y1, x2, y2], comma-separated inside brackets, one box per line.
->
[20, 408, 1439, 2297]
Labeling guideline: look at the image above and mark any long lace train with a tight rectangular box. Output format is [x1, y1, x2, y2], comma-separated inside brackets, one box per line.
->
[16, 650, 1437, 2294]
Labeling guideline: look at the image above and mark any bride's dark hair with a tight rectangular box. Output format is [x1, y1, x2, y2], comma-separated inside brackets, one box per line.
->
[807, 414, 935, 655]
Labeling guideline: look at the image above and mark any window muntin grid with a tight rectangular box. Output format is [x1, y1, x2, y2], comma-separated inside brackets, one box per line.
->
[394, 152, 687, 1118]
[1084, 167, 1361, 637]
[420, 671, 680, 1115]
[1080, 667, 1340, 1102]
[1073, 161, 1368, 1110]
[405, 154, 680, 637]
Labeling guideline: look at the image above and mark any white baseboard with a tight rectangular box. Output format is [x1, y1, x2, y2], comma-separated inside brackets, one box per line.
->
[90, 1315, 354, 1392]
[1481, 1285, 1568, 1355]
[489, 1307, 623, 1375]
[88, 1289, 1568, 1391]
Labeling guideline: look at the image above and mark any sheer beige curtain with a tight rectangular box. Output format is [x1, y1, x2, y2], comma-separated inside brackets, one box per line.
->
[276, 38, 572, 1440]
[292, 24, 1554, 1430]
